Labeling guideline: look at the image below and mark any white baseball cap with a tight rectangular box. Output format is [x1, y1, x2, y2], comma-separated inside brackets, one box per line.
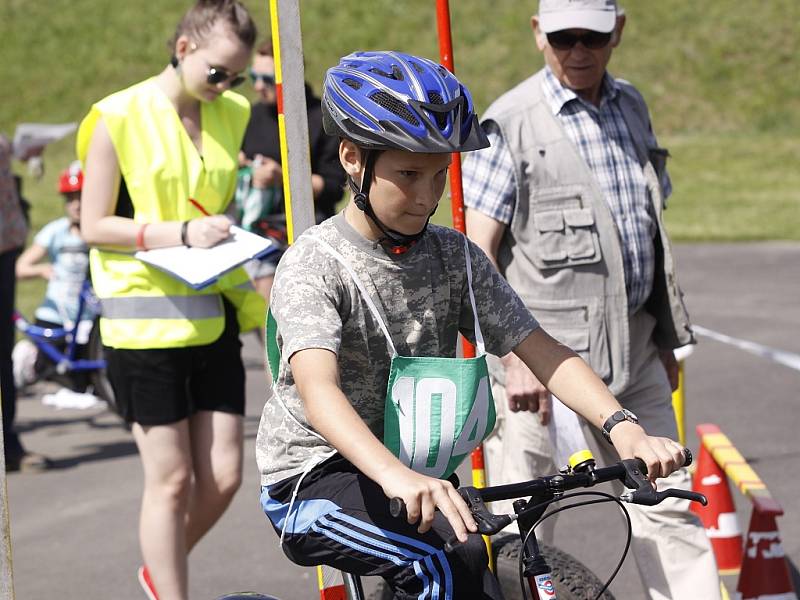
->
[538, 0, 618, 34]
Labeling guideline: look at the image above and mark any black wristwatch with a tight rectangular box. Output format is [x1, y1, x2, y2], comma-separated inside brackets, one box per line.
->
[601, 409, 639, 444]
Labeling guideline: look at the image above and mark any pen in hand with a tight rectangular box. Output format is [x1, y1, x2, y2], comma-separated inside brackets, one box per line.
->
[189, 197, 211, 216]
[187, 197, 232, 248]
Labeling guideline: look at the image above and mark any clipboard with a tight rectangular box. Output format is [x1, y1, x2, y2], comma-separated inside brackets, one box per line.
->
[135, 226, 277, 289]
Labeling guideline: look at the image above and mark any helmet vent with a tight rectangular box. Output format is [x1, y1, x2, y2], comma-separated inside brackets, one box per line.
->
[369, 65, 404, 81]
[411, 61, 426, 74]
[427, 92, 448, 130]
[369, 91, 420, 126]
[342, 78, 362, 90]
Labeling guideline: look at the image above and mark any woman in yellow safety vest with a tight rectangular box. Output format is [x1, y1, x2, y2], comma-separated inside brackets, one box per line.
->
[78, 2, 265, 598]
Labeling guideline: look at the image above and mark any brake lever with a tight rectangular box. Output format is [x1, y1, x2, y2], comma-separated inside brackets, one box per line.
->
[458, 487, 515, 536]
[619, 454, 707, 507]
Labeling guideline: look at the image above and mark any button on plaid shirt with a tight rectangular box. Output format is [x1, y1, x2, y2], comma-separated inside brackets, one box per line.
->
[463, 67, 671, 311]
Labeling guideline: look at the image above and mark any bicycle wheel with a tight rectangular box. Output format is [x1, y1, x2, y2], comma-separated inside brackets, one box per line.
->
[368, 535, 612, 600]
[87, 318, 115, 408]
[493, 534, 615, 600]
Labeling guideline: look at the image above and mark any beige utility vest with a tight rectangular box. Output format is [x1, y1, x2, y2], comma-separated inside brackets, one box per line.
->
[483, 70, 692, 395]
[77, 79, 266, 349]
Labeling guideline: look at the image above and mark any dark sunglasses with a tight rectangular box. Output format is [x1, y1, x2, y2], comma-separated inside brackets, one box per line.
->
[206, 65, 245, 88]
[546, 30, 613, 51]
[249, 70, 276, 86]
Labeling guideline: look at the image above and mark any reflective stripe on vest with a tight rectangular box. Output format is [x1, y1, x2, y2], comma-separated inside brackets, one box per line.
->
[100, 295, 223, 320]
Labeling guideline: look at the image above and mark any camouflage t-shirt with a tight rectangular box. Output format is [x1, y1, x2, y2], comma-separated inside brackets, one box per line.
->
[256, 212, 539, 486]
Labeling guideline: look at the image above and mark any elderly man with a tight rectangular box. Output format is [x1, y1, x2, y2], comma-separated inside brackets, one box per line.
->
[463, 1, 721, 597]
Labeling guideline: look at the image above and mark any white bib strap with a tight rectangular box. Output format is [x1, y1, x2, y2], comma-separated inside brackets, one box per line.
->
[462, 235, 486, 356]
[309, 235, 398, 357]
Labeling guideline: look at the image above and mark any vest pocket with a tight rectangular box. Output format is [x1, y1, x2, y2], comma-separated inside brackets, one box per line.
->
[530, 189, 601, 269]
[525, 298, 611, 381]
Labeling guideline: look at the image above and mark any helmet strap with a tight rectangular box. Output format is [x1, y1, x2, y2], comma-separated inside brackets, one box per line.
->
[348, 150, 430, 254]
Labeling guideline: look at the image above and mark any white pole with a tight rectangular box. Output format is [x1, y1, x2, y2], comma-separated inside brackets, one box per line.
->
[268, 4, 346, 597]
[270, 0, 316, 242]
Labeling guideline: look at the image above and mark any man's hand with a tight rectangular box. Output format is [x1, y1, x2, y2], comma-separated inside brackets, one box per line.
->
[502, 352, 551, 425]
[379, 465, 477, 543]
[252, 154, 282, 189]
[659, 349, 679, 392]
[609, 421, 687, 482]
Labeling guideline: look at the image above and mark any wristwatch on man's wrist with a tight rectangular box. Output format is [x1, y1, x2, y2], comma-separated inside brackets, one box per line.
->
[601, 409, 639, 444]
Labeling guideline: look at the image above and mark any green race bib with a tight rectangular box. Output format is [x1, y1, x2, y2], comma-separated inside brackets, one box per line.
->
[383, 355, 496, 479]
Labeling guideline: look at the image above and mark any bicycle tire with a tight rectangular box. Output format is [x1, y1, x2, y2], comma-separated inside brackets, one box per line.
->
[87, 318, 115, 408]
[367, 534, 614, 600]
[493, 534, 615, 600]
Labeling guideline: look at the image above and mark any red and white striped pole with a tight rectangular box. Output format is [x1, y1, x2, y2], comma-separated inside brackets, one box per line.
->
[434, 0, 493, 566]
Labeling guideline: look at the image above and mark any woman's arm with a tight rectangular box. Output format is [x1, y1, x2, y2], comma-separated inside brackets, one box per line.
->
[513, 327, 685, 479]
[80, 118, 232, 250]
[290, 347, 477, 542]
[15, 244, 52, 280]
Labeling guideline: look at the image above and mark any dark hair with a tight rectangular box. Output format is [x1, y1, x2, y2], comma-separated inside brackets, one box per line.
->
[255, 39, 273, 58]
[168, 0, 257, 53]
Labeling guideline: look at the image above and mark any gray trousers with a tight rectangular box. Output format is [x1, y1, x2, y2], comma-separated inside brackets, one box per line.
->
[484, 309, 721, 600]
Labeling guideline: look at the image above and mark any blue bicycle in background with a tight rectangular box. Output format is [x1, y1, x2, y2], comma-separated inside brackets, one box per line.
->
[13, 278, 114, 404]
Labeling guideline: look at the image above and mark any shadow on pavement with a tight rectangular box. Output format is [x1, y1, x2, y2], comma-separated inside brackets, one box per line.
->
[45, 439, 139, 469]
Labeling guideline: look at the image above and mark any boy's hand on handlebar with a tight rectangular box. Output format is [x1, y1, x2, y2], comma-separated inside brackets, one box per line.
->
[609, 421, 687, 482]
[379, 466, 477, 543]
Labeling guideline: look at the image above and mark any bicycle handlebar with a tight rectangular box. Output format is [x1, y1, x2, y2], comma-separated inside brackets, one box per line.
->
[389, 449, 707, 539]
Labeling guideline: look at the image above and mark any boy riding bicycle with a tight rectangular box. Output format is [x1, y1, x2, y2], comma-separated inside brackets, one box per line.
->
[256, 51, 688, 599]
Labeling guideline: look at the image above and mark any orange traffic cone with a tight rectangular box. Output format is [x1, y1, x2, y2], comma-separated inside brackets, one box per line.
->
[691, 438, 743, 574]
[736, 496, 798, 600]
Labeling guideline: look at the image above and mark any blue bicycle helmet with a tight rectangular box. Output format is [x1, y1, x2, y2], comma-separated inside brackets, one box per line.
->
[322, 51, 489, 153]
[322, 51, 489, 253]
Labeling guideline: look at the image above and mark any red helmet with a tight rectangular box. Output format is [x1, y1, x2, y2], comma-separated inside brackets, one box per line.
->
[58, 161, 83, 194]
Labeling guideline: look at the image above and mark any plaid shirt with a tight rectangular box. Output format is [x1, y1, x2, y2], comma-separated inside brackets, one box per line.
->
[463, 67, 671, 311]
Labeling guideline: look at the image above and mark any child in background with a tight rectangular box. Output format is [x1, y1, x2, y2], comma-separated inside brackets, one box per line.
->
[17, 162, 95, 325]
[16, 161, 98, 389]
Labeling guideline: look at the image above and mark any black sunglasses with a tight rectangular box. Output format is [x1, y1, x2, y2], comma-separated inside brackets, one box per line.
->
[546, 30, 613, 51]
[206, 65, 245, 88]
[249, 70, 276, 86]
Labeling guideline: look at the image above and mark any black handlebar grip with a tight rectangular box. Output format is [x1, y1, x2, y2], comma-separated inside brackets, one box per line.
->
[682, 447, 693, 467]
[668, 488, 708, 506]
[389, 497, 406, 519]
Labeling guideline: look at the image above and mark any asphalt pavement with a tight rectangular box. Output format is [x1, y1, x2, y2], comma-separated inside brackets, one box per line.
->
[6, 242, 800, 599]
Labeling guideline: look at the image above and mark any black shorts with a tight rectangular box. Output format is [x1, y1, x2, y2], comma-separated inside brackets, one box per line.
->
[104, 300, 245, 425]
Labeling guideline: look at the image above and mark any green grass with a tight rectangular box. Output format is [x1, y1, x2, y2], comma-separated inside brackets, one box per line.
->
[4, 0, 799, 318]
[662, 132, 800, 240]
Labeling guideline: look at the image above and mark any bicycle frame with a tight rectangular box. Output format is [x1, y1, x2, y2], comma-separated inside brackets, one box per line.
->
[13, 279, 105, 376]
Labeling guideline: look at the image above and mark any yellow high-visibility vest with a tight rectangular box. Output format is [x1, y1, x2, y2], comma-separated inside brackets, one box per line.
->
[77, 78, 266, 349]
